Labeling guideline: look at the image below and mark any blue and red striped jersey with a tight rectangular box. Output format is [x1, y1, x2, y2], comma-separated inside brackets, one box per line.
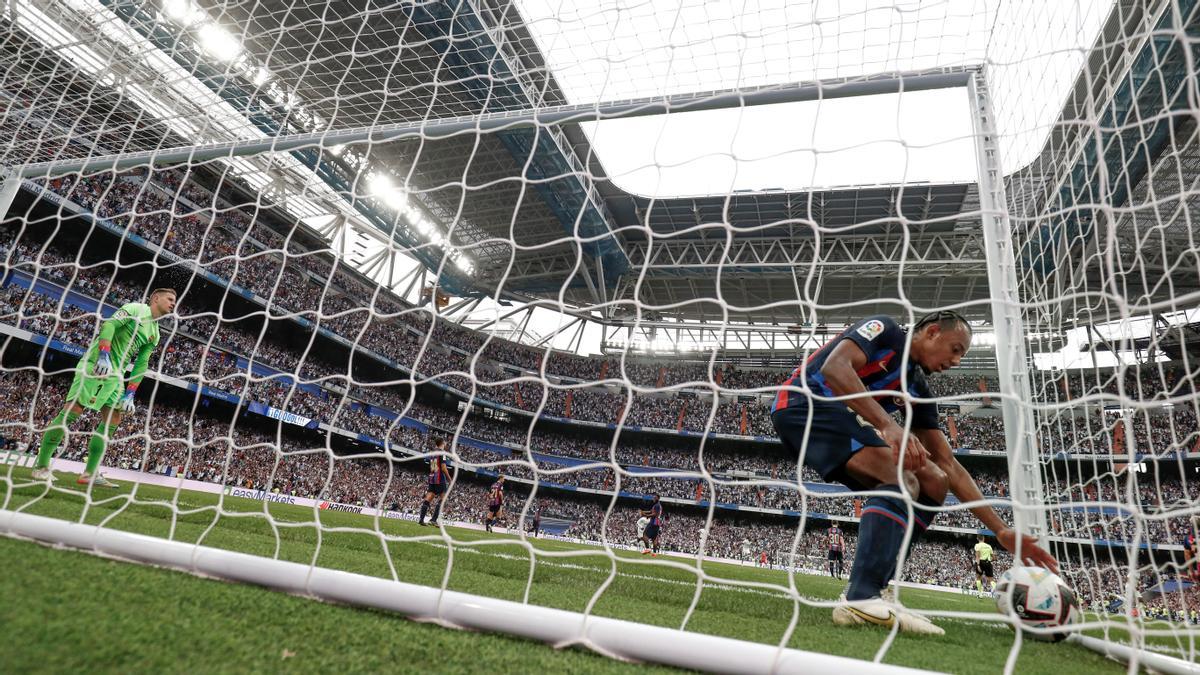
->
[828, 526, 844, 551]
[428, 456, 448, 485]
[771, 314, 938, 429]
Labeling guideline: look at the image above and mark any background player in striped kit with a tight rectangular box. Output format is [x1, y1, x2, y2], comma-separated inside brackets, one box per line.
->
[485, 476, 505, 532]
[419, 438, 451, 526]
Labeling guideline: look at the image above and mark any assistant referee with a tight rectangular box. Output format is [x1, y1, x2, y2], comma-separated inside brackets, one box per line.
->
[974, 534, 995, 594]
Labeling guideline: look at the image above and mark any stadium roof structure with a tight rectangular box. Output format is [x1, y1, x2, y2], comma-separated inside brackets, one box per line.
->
[4, 0, 1198, 353]
[185, 0, 1195, 330]
[1001, 0, 1200, 334]
[148, 0, 989, 328]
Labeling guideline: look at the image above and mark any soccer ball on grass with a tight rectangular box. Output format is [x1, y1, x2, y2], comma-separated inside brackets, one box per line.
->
[993, 565, 1080, 642]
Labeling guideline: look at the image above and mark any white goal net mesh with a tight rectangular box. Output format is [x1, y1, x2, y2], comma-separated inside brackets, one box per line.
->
[1001, 0, 1200, 657]
[1, 0, 1198, 670]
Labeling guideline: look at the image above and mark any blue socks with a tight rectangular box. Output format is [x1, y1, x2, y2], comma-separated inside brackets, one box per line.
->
[846, 485, 941, 601]
[909, 494, 941, 549]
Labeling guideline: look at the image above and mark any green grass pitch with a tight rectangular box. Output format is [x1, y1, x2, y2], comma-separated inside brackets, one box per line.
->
[0, 466, 1168, 674]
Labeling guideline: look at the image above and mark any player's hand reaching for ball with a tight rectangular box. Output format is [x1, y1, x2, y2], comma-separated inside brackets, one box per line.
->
[881, 423, 929, 471]
[997, 527, 1059, 574]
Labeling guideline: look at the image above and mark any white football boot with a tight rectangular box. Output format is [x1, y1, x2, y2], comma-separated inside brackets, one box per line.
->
[833, 593, 944, 636]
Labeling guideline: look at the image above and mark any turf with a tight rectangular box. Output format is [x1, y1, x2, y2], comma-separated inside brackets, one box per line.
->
[0, 467, 1178, 673]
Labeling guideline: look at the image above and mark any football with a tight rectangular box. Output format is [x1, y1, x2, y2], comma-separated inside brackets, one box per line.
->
[994, 566, 1081, 642]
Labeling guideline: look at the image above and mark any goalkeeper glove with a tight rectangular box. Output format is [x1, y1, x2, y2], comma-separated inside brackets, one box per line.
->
[93, 343, 113, 378]
[120, 385, 137, 414]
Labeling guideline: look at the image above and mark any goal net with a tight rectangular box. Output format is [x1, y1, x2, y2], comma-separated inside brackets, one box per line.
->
[0, 0, 1197, 671]
[1000, 0, 1200, 662]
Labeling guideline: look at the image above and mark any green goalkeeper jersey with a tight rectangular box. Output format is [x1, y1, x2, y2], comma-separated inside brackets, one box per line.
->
[84, 302, 161, 385]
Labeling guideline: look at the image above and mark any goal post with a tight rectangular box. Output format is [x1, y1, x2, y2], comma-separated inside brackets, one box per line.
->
[966, 71, 1048, 540]
[968, 62, 1198, 674]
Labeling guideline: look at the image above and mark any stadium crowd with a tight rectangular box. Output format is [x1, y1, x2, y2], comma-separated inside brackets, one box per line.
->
[5, 181, 1012, 407]
[3, 358, 1199, 550]
[6, 228, 1200, 467]
[8, 86, 1200, 628]
[6, 170, 1200, 620]
[3, 254, 1200, 541]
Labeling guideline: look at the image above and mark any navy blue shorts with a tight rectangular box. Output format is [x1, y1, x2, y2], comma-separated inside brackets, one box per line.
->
[644, 523, 660, 540]
[771, 403, 887, 490]
[427, 482, 447, 495]
[488, 504, 502, 515]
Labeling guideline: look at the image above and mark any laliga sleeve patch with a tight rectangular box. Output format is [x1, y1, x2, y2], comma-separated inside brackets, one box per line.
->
[856, 319, 885, 341]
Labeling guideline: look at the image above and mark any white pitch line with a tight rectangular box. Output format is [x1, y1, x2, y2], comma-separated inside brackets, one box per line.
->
[429, 538, 800, 600]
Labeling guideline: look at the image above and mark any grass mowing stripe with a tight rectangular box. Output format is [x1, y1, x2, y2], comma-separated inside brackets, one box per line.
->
[0, 535, 679, 675]
[1, 467, 1139, 674]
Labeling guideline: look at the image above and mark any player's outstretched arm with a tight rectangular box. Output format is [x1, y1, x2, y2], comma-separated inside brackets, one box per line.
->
[918, 428, 1059, 573]
[993, 528, 1058, 573]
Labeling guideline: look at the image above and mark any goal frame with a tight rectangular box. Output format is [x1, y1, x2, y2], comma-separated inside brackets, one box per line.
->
[0, 59, 1192, 672]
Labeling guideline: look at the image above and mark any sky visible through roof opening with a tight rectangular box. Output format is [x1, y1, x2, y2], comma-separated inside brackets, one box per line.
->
[516, 0, 1112, 196]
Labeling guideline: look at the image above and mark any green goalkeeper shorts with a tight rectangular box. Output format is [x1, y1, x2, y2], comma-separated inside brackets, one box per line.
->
[66, 366, 123, 411]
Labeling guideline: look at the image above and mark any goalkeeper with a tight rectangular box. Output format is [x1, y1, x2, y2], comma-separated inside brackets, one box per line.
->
[31, 288, 176, 488]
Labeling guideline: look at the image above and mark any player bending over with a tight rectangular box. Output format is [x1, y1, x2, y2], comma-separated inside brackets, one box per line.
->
[827, 524, 846, 579]
[974, 534, 996, 595]
[32, 288, 175, 488]
[484, 476, 505, 532]
[418, 438, 450, 526]
[771, 311, 1057, 635]
[639, 494, 662, 556]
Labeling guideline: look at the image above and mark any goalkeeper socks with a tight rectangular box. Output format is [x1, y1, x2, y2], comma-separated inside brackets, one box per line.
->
[419, 501, 428, 524]
[84, 423, 114, 475]
[847, 485, 909, 601]
[976, 579, 983, 593]
[35, 408, 81, 469]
